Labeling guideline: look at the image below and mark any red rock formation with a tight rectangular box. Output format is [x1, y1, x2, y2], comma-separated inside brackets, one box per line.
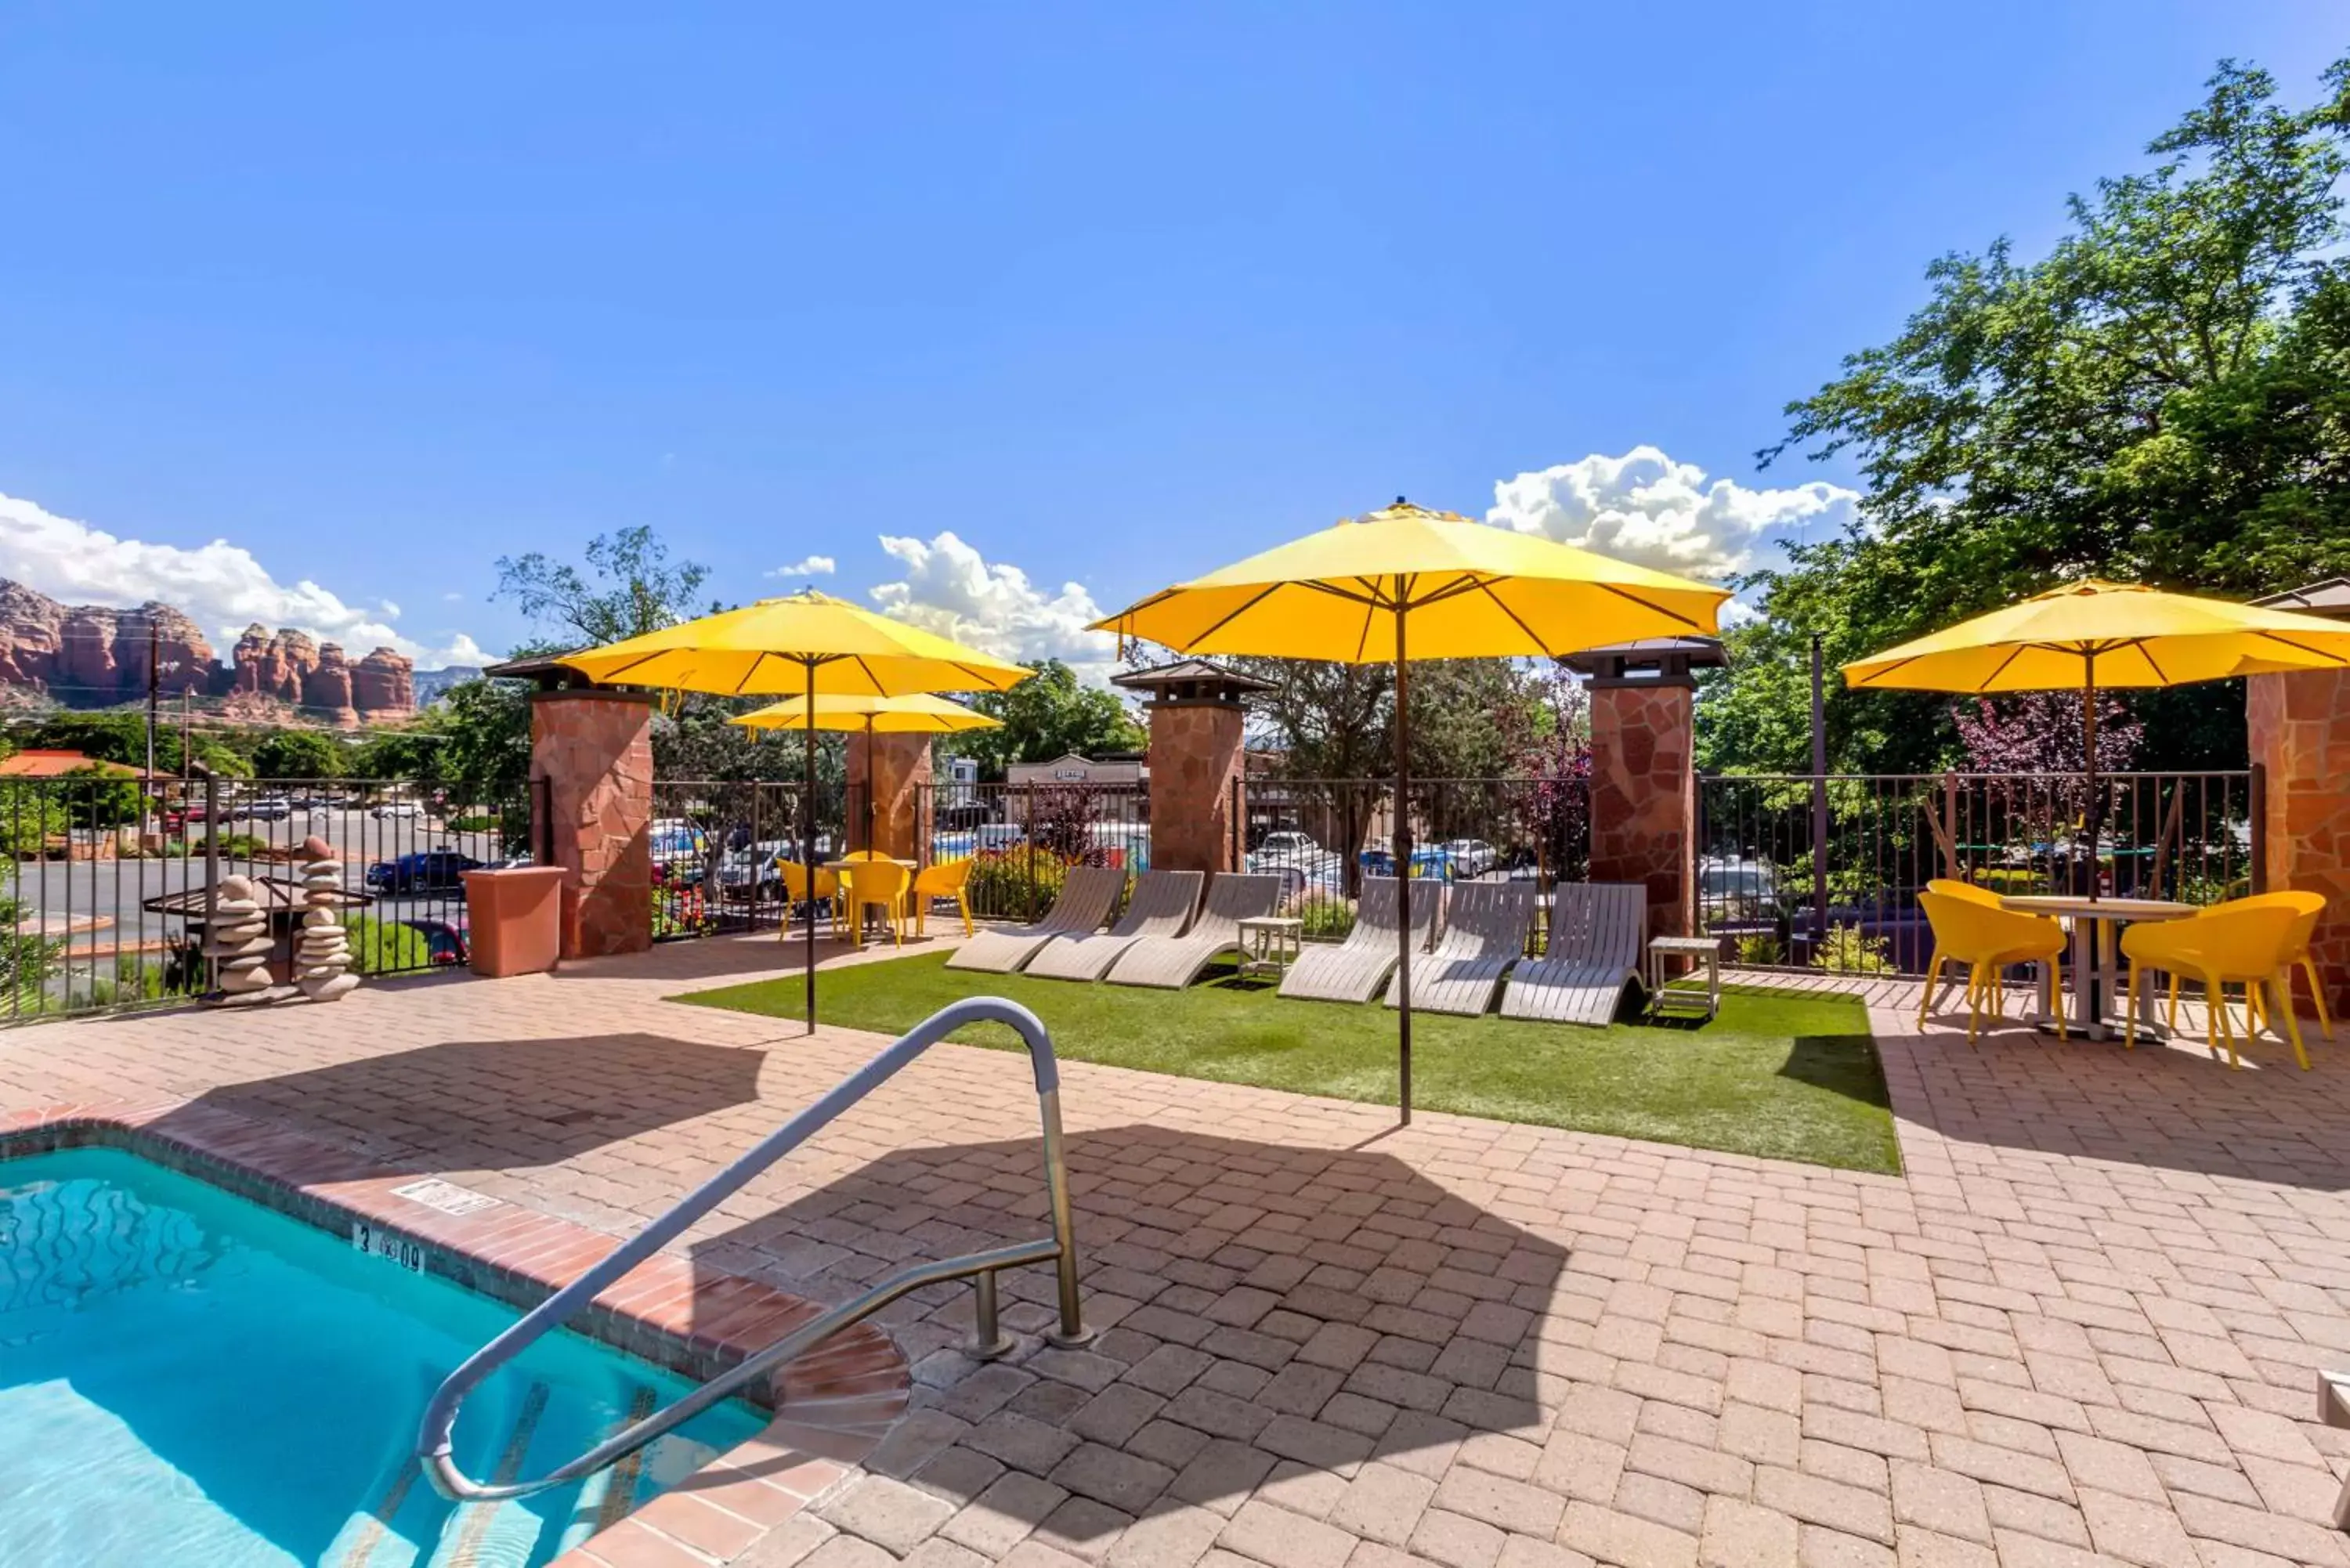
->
[352, 648, 414, 717]
[0, 578, 414, 717]
[0, 583, 215, 703]
[303, 643, 359, 728]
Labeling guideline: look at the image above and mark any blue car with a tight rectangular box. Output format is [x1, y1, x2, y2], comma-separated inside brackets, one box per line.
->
[364, 851, 482, 895]
[1356, 840, 1455, 880]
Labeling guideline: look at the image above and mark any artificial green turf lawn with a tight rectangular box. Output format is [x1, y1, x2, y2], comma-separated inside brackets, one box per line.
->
[675, 952, 1898, 1174]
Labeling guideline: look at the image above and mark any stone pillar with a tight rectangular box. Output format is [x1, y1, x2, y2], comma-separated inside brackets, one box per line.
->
[1147, 701, 1245, 874]
[2247, 669, 2350, 1013]
[1588, 683, 1696, 939]
[848, 732, 935, 861]
[530, 690, 653, 959]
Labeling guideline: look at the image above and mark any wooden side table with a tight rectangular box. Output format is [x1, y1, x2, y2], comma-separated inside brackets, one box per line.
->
[1647, 935, 1722, 1021]
[1238, 916, 1303, 980]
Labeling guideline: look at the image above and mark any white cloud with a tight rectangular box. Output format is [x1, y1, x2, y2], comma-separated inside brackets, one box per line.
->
[0, 489, 492, 669]
[768, 555, 837, 579]
[1486, 446, 1858, 583]
[868, 530, 1119, 682]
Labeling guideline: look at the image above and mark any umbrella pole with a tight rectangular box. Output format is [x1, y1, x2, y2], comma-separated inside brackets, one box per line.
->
[866, 715, 877, 853]
[804, 659, 819, 1035]
[2083, 656, 2099, 904]
[1393, 601, 1412, 1126]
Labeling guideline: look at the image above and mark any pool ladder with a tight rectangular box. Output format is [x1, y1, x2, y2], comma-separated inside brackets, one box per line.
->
[414, 996, 1091, 1501]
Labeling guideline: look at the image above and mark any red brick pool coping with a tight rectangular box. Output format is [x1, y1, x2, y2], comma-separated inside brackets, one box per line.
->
[0, 1096, 909, 1568]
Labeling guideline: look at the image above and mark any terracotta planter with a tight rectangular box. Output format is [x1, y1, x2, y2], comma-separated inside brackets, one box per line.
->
[460, 866, 566, 977]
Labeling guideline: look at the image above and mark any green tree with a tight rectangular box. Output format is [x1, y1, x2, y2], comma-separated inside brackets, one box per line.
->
[962, 660, 1144, 781]
[1716, 56, 2350, 775]
[252, 729, 345, 779]
[494, 525, 711, 649]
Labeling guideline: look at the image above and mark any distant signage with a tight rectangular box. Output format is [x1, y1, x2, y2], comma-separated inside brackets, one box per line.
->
[1053, 768, 1089, 782]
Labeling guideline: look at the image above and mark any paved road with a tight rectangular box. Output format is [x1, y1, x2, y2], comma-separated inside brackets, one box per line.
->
[13, 814, 506, 959]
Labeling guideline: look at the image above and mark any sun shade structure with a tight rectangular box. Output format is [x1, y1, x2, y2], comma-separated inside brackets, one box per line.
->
[1844, 579, 2350, 900]
[1092, 498, 1731, 1122]
[729, 692, 1003, 851]
[561, 591, 1029, 1031]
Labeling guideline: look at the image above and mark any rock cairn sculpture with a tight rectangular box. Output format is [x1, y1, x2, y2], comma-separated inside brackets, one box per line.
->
[295, 834, 359, 1002]
[205, 874, 276, 1002]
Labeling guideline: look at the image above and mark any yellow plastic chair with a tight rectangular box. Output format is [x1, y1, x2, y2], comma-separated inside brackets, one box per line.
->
[1917, 889, 2066, 1041]
[2175, 891, 2330, 1046]
[2122, 899, 2308, 1069]
[910, 858, 974, 938]
[840, 859, 911, 948]
[777, 861, 840, 938]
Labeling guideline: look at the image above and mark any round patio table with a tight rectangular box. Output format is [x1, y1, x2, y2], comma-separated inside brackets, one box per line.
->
[1996, 894, 2197, 1042]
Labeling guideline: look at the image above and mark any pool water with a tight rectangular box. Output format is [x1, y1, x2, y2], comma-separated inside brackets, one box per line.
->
[0, 1147, 763, 1568]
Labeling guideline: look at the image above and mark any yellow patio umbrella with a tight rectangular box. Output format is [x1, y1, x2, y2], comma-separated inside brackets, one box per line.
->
[730, 692, 1003, 851]
[562, 591, 1029, 1031]
[1093, 498, 1731, 1122]
[1843, 579, 2350, 898]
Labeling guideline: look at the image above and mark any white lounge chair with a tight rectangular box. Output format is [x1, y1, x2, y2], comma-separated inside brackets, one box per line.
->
[945, 864, 1125, 973]
[1386, 880, 1537, 1016]
[1499, 883, 1647, 1024]
[1278, 876, 1434, 1004]
[1104, 873, 1282, 989]
[1025, 869, 1204, 981]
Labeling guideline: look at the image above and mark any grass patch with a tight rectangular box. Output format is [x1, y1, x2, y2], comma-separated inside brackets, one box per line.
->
[676, 953, 1897, 1172]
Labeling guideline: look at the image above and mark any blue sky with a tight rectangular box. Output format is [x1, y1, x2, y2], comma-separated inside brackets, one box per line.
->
[0, 4, 2340, 675]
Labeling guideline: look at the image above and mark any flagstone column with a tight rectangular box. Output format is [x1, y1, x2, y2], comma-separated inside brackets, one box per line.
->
[2247, 668, 2350, 1014]
[848, 733, 934, 860]
[530, 690, 653, 958]
[1115, 661, 1271, 876]
[1587, 681, 1697, 941]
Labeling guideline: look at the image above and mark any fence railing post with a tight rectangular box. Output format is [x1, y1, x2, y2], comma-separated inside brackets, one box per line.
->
[1024, 782, 1039, 922]
[2249, 761, 2268, 894]
[199, 765, 219, 997]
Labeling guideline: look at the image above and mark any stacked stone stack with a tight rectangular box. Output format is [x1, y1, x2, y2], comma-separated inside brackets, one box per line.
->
[295, 834, 359, 1002]
[204, 874, 276, 1002]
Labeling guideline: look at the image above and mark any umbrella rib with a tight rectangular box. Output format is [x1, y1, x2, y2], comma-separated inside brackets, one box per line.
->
[733, 650, 773, 696]
[1848, 652, 1921, 687]
[584, 649, 668, 685]
[1189, 583, 1292, 646]
[1597, 583, 1703, 629]
[1354, 589, 1377, 663]
[2254, 630, 2350, 664]
[1974, 644, 2029, 692]
[1412, 575, 1491, 610]
[2137, 641, 2171, 685]
[1468, 579, 1553, 654]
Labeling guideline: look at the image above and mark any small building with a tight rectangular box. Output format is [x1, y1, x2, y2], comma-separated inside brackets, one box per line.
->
[0, 750, 143, 779]
[1004, 752, 1148, 788]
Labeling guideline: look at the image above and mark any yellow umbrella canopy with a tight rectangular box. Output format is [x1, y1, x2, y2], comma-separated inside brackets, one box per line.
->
[558, 589, 1030, 696]
[728, 692, 1004, 733]
[1095, 500, 1729, 659]
[1091, 497, 1731, 1125]
[1843, 578, 2350, 905]
[562, 591, 1029, 1034]
[1842, 580, 2350, 692]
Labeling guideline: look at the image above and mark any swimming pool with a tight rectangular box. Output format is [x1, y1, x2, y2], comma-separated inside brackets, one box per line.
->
[0, 1146, 763, 1567]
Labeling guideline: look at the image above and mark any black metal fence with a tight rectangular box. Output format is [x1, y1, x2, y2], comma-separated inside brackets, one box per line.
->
[1696, 769, 2260, 974]
[2, 772, 529, 1022]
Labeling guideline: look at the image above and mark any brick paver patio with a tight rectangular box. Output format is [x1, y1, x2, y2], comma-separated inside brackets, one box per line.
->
[5, 933, 2349, 1568]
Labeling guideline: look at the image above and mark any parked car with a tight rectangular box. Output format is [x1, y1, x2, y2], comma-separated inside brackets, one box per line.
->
[400, 916, 469, 966]
[649, 821, 711, 885]
[241, 795, 293, 822]
[973, 823, 1026, 852]
[1697, 854, 1781, 920]
[364, 851, 482, 894]
[718, 841, 788, 897]
[1357, 837, 1455, 880]
[370, 800, 424, 821]
[1442, 839, 1496, 878]
[1254, 830, 1320, 860]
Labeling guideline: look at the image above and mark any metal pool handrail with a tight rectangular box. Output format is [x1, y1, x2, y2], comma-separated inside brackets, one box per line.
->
[415, 996, 1090, 1502]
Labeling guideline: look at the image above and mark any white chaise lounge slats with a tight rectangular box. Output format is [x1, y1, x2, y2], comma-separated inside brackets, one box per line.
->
[1499, 882, 1648, 1024]
[1104, 873, 1283, 989]
[945, 864, 1126, 973]
[1386, 880, 1536, 1016]
[1278, 876, 1434, 1004]
[1025, 869, 1205, 981]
